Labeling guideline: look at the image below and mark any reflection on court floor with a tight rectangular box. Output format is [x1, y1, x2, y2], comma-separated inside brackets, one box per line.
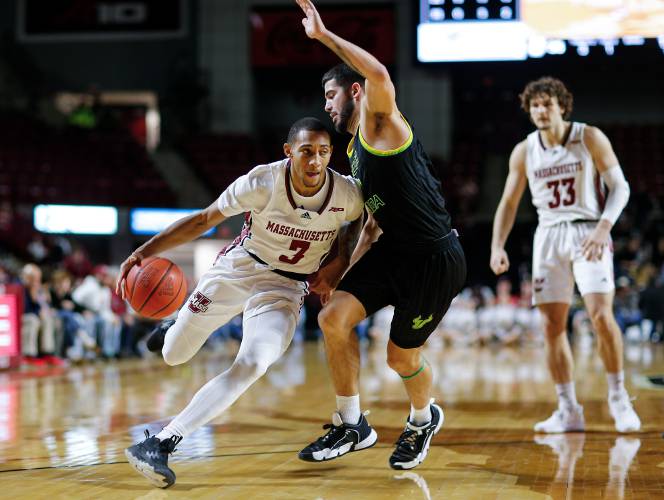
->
[0, 341, 662, 498]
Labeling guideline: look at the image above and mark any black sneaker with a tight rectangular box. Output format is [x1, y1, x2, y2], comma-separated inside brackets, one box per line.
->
[299, 411, 378, 462]
[147, 319, 175, 353]
[389, 401, 444, 470]
[125, 430, 183, 488]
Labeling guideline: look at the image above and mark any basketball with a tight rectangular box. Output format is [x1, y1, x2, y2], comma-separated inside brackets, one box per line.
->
[124, 257, 188, 319]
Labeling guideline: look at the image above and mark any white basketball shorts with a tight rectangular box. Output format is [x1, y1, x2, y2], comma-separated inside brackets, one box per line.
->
[168, 245, 308, 344]
[532, 221, 614, 305]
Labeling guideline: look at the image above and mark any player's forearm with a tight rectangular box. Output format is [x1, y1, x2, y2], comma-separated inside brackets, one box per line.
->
[317, 30, 390, 84]
[599, 165, 630, 226]
[491, 201, 518, 251]
[337, 216, 364, 265]
[349, 219, 380, 267]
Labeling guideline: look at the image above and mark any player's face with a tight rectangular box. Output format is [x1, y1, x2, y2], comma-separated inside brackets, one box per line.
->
[287, 129, 332, 191]
[324, 79, 356, 133]
[529, 93, 565, 130]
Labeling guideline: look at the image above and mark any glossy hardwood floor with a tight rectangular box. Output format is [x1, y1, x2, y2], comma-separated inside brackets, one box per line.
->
[1, 339, 663, 499]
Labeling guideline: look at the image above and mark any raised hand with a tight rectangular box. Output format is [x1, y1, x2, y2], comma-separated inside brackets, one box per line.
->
[490, 247, 510, 275]
[295, 0, 326, 40]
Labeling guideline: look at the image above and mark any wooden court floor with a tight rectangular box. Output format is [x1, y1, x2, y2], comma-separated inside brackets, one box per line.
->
[0, 340, 663, 499]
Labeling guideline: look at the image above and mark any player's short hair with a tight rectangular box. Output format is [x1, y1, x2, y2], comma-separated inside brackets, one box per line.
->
[287, 117, 330, 145]
[519, 77, 574, 119]
[322, 63, 364, 91]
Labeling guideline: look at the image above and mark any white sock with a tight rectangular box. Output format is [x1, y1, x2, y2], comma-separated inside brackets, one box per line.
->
[607, 371, 626, 398]
[410, 404, 432, 426]
[155, 310, 289, 440]
[156, 429, 177, 441]
[555, 382, 579, 410]
[336, 394, 361, 425]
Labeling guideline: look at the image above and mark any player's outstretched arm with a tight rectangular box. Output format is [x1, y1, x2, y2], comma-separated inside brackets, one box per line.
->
[116, 201, 226, 297]
[581, 126, 630, 261]
[490, 141, 528, 275]
[296, 0, 396, 115]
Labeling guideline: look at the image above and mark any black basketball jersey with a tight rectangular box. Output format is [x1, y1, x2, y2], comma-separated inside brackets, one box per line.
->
[347, 119, 452, 251]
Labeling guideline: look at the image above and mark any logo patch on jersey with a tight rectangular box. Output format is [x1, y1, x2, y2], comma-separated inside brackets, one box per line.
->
[365, 194, 385, 214]
[301, 212, 312, 219]
[188, 291, 212, 314]
[412, 314, 433, 330]
[328, 207, 344, 212]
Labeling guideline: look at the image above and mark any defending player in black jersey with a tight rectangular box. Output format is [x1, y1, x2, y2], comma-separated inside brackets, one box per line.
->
[295, 0, 466, 470]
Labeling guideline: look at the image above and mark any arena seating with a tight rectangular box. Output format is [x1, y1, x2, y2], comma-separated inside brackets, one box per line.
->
[604, 124, 664, 197]
[0, 112, 176, 206]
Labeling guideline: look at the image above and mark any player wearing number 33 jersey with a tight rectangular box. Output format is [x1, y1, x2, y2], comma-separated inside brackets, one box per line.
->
[491, 77, 639, 435]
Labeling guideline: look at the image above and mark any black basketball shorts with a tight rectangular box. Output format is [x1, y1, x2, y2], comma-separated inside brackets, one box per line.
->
[337, 230, 467, 349]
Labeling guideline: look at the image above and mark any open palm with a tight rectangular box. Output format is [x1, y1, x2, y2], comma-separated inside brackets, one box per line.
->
[295, 0, 326, 39]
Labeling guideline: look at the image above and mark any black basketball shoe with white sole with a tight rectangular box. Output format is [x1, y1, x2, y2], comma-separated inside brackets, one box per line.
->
[146, 319, 175, 353]
[299, 411, 378, 462]
[125, 430, 182, 488]
[389, 401, 444, 470]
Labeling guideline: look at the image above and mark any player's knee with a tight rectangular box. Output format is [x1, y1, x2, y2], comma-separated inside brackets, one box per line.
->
[588, 307, 613, 331]
[232, 354, 270, 380]
[162, 345, 190, 366]
[318, 305, 349, 335]
[386, 350, 419, 375]
[541, 316, 567, 339]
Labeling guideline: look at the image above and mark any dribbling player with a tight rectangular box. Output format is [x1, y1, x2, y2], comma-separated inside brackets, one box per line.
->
[490, 77, 640, 433]
[117, 117, 364, 488]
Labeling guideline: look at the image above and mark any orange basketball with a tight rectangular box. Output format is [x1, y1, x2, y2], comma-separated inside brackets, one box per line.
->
[124, 257, 188, 319]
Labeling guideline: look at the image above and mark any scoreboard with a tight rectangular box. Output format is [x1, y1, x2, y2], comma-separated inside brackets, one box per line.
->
[417, 0, 664, 62]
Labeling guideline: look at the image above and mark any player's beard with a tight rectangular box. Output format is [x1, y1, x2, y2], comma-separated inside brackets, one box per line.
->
[335, 97, 356, 133]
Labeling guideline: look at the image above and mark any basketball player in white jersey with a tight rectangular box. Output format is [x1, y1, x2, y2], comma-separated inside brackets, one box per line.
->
[490, 77, 640, 433]
[116, 117, 364, 488]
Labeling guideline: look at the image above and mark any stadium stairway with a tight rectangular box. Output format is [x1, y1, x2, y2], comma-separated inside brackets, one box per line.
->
[151, 148, 213, 207]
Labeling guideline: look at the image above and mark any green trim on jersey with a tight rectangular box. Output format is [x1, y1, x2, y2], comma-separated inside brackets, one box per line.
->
[358, 118, 413, 156]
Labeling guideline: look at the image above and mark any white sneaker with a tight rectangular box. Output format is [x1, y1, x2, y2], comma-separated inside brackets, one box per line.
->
[534, 405, 585, 433]
[609, 392, 641, 433]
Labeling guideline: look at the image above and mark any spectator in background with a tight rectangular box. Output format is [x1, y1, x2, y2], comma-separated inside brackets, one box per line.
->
[20, 263, 63, 366]
[437, 292, 478, 346]
[614, 276, 643, 342]
[514, 277, 544, 344]
[72, 265, 121, 358]
[491, 277, 520, 345]
[49, 269, 96, 361]
[63, 246, 93, 280]
[639, 268, 664, 343]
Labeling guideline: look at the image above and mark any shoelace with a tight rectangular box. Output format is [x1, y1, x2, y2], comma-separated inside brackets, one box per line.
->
[315, 423, 345, 446]
[142, 429, 183, 454]
[394, 428, 420, 452]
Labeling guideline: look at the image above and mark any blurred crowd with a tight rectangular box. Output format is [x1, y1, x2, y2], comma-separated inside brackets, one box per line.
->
[1, 211, 663, 369]
[0, 239, 157, 366]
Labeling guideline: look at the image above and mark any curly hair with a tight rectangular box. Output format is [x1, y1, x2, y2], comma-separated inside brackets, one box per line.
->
[519, 77, 574, 119]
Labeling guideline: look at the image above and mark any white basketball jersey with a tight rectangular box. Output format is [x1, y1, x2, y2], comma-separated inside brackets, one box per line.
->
[526, 122, 606, 227]
[217, 159, 364, 274]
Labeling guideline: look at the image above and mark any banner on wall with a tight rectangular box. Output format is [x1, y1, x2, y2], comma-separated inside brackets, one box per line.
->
[17, 0, 187, 42]
[0, 295, 20, 359]
[251, 6, 395, 68]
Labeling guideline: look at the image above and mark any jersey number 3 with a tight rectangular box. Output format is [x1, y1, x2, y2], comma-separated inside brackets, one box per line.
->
[279, 239, 311, 265]
[547, 177, 576, 208]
